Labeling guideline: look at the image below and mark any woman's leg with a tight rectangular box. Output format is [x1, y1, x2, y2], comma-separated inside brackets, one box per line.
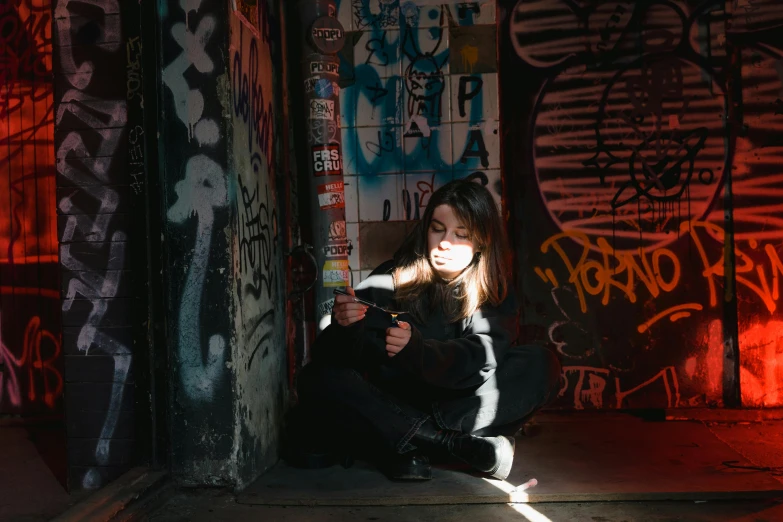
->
[432, 345, 563, 436]
[295, 362, 432, 455]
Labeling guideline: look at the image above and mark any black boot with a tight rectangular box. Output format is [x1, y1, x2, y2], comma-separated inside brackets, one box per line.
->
[378, 451, 432, 481]
[414, 420, 515, 480]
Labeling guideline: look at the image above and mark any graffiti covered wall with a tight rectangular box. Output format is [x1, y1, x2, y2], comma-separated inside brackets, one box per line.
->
[53, 0, 139, 488]
[160, 0, 235, 481]
[229, 2, 288, 485]
[0, 1, 62, 416]
[329, 0, 502, 295]
[160, 0, 288, 485]
[500, 0, 783, 409]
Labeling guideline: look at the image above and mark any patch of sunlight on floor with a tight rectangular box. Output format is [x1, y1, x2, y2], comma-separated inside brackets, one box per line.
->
[483, 477, 552, 522]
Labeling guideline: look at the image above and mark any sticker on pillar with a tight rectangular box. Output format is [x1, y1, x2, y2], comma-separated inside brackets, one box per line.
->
[323, 240, 352, 258]
[323, 260, 349, 287]
[304, 77, 320, 93]
[313, 144, 342, 176]
[309, 118, 339, 145]
[318, 182, 345, 209]
[314, 78, 335, 99]
[310, 60, 339, 77]
[310, 99, 335, 120]
[318, 298, 335, 318]
[310, 16, 346, 55]
[328, 219, 347, 241]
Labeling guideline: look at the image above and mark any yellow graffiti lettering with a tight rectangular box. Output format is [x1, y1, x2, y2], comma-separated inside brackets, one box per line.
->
[538, 221, 783, 315]
[538, 231, 681, 313]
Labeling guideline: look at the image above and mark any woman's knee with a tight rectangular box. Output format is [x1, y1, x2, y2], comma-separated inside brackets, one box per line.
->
[509, 344, 563, 402]
[540, 347, 563, 404]
[297, 362, 364, 401]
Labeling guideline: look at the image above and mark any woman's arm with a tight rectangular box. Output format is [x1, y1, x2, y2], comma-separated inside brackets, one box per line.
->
[310, 260, 397, 368]
[387, 293, 518, 389]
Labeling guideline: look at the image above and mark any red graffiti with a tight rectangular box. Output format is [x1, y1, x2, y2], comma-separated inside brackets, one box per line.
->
[0, 0, 52, 85]
[0, 0, 56, 264]
[0, 313, 63, 409]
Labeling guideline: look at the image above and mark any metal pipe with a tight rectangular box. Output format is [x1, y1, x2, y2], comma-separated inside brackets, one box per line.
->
[296, 0, 350, 334]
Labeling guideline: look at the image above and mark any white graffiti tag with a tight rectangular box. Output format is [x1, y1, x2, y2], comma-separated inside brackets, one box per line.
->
[167, 155, 228, 401]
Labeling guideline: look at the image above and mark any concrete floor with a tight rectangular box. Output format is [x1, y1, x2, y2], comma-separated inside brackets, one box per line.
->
[0, 421, 81, 522]
[144, 488, 783, 521]
[140, 416, 783, 522]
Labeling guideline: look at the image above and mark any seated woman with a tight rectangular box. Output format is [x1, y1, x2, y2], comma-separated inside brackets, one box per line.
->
[286, 179, 562, 481]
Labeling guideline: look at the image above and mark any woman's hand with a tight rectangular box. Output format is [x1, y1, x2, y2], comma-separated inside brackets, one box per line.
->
[332, 287, 368, 327]
[386, 321, 411, 357]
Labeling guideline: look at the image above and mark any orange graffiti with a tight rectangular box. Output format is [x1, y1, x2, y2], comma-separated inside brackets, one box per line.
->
[687, 221, 783, 313]
[705, 319, 783, 408]
[637, 303, 704, 333]
[538, 229, 680, 313]
[0, 286, 59, 299]
[537, 221, 783, 315]
[0, 1, 57, 264]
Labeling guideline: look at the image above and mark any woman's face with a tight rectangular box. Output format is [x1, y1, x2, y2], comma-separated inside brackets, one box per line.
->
[427, 204, 477, 279]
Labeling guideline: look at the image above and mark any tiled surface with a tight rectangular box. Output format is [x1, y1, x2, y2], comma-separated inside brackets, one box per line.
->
[403, 125, 452, 172]
[337, 0, 500, 285]
[452, 121, 500, 171]
[357, 174, 402, 222]
[359, 221, 409, 269]
[353, 31, 403, 79]
[450, 73, 498, 122]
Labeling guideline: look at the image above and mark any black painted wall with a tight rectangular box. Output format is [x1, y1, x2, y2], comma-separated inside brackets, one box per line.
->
[53, 0, 147, 489]
[500, 0, 783, 409]
[157, 0, 236, 481]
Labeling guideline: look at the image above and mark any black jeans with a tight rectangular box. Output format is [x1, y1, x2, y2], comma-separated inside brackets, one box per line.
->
[295, 344, 562, 456]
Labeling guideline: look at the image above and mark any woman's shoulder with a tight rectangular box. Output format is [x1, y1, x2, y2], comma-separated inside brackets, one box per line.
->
[354, 260, 397, 305]
[370, 259, 396, 276]
[476, 283, 518, 316]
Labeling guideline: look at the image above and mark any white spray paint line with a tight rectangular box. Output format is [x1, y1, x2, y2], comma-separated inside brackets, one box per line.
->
[55, 0, 131, 488]
[167, 155, 228, 401]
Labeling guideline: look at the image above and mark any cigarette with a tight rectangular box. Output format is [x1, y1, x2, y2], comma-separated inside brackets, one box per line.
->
[513, 478, 538, 492]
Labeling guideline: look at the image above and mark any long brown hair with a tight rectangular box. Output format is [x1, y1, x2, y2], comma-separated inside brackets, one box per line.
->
[393, 179, 511, 322]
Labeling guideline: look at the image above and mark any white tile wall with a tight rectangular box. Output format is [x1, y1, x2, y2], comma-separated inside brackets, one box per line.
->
[451, 120, 500, 171]
[357, 173, 403, 222]
[354, 30, 403, 78]
[450, 73, 498, 123]
[337, 1, 500, 286]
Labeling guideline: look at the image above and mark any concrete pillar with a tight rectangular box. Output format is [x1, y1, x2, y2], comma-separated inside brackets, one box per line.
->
[296, 0, 350, 333]
[157, 0, 288, 488]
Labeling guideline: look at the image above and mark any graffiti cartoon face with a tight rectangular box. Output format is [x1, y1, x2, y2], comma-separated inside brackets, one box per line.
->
[401, 1, 419, 27]
[405, 56, 445, 120]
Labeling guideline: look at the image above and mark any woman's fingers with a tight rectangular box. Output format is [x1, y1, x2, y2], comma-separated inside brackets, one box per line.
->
[333, 287, 368, 325]
[386, 327, 410, 342]
[333, 300, 367, 326]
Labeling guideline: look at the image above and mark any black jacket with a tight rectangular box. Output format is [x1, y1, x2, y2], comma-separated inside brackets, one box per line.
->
[313, 260, 519, 392]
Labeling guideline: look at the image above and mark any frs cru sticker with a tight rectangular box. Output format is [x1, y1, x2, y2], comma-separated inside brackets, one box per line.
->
[312, 144, 342, 176]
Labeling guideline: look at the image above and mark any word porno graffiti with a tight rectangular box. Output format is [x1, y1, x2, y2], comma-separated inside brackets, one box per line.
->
[536, 221, 783, 323]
